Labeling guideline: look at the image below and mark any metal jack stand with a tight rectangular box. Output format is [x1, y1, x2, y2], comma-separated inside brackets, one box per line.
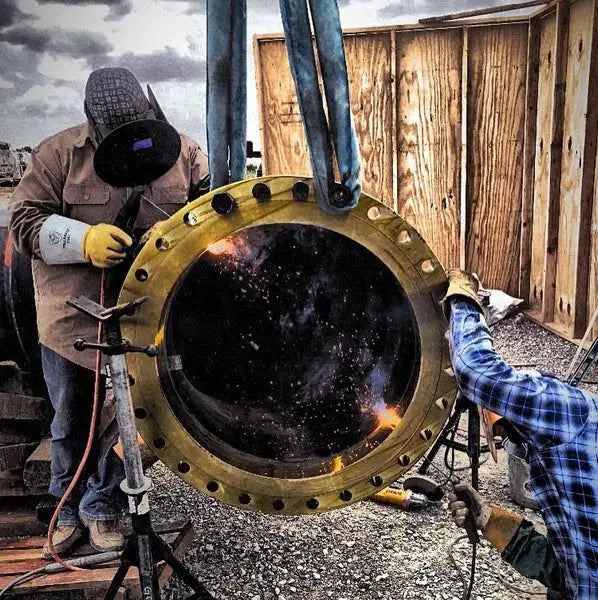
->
[404, 394, 485, 500]
[67, 294, 215, 600]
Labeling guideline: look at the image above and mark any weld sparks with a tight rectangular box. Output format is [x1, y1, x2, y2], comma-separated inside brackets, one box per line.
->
[207, 239, 235, 255]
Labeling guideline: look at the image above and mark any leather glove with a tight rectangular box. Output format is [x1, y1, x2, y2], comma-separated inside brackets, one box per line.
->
[82, 223, 133, 268]
[449, 482, 524, 552]
[447, 482, 491, 530]
[441, 268, 483, 318]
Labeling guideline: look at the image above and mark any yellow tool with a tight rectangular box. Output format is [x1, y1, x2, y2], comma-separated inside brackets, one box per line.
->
[370, 487, 429, 510]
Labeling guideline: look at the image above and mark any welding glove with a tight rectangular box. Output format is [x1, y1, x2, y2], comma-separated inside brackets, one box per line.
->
[38, 215, 131, 268]
[448, 482, 491, 530]
[83, 223, 133, 268]
[441, 269, 483, 318]
[448, 482, 524, 552]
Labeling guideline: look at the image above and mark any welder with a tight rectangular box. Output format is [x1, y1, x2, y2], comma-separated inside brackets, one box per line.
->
[442, 269, 598, 600]
[8, 67, 209, 559]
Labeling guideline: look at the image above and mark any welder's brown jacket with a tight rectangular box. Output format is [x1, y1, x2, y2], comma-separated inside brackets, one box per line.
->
[9, 123, 209, 371]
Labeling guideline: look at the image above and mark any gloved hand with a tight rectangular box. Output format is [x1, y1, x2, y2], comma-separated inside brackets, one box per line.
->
[447, 482, 491, 530]
[82, 223, 133, 268]
[441, 268, 483, 317]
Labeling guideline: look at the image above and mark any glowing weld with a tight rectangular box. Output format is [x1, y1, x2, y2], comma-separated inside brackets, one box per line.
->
[376, 405, 402, 429]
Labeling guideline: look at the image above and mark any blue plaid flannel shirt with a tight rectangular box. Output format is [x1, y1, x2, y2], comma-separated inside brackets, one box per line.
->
[449, 299, 598, 599]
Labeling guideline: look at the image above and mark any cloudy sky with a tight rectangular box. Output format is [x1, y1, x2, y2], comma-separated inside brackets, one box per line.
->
[0, 0, 536, 149]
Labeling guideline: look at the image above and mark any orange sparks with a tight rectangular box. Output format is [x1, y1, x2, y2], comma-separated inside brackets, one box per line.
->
[332, 456, 343, 472]
[376, 406, 402, 429]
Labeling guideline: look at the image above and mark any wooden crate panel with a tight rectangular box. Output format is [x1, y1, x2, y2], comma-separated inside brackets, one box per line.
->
[255, 34, 394, 205]
[529, 13, 557, 314]
[589, 127, 598, 340]
[344, 32, 395, 206]
[466, 24, 528, 295]
[553, 0, 595, 335]
[255, 39, 311, 177]
[396, 29, 462, 267]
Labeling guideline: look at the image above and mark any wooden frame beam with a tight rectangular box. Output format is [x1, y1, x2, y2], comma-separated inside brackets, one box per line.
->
[542, 0, 570, 322]
[572, 0, 598, 336]
[253, 35, 268, 175]
[460, 28, 469, 270]
[419, 0, 549, 24]
[520, 17, 542, 299]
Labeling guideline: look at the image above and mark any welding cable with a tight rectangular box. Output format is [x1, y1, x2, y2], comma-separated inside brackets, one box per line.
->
[46, 269, 106, 570]
[448, 535, 477, 600]
[0, 551, 121, 598]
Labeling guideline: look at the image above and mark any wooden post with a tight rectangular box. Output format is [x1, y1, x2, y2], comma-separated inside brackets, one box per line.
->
[390, 29, 398, 213]
[542, 0, 569, 323]
[520, 17, 541, 300]
[253, 35, 268, 175]
[572, 0, 598, 337]
[460, 27, 469, 270]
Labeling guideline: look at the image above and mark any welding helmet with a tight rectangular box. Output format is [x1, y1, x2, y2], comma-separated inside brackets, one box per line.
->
[84, 67, 168, 143]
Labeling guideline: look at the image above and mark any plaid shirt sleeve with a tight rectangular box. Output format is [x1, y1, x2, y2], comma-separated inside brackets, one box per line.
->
[449, 298, 590, 450]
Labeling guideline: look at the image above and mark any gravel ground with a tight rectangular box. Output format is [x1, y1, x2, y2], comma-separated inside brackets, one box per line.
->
[149, 313, 597, 600]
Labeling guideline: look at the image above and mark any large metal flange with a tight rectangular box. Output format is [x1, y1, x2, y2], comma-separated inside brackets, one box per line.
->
[119, 176, 455, 515]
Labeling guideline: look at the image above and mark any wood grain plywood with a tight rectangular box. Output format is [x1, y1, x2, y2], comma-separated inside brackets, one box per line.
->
[466, 24, 528, 295]
[554, 0, 595, 335]
[529, 13, 557, 312]
[590, 126, 598, 339]
[519, 19, 541, 301]
[396, 29, 462, 268]
[344, 33, 395, 206]
[255, 39, 312, 177]
[255, 35, 394, 205]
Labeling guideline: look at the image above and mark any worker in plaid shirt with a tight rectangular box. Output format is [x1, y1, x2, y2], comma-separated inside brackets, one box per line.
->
[443, 269, 598, 600]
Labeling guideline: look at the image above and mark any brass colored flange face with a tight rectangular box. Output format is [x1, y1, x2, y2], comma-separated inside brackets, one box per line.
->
[120, 176, 455, 515]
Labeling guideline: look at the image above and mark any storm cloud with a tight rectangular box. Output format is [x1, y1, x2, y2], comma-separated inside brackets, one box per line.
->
[377, 0, 534, 19]
[93, 47, 206, 82]
[35, 0, 133, 21]
[164, 0, 370, 16]
[0, 25, 113, 59]
[0, 0, 33, 29]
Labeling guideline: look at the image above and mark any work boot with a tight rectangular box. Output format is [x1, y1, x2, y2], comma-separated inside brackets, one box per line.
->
[42, 524, 85, 560]
[80, 514, 125, 552]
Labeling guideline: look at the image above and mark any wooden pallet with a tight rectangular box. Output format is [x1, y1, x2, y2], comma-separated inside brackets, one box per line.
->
[0, 521, 195, 599]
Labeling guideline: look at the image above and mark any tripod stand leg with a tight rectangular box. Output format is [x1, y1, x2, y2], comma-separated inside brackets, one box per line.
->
[417, 406, 463, 475]
[104, 554, 133, 600]
[150, 531, 215, 600]
[467, 403, 481, 490]
[138, 533, 161, 599]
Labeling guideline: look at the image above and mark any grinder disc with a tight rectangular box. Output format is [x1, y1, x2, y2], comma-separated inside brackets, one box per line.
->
[120, 176, 455, 514]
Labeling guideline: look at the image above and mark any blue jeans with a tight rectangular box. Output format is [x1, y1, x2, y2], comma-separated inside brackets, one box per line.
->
[41, 345, 125, 525]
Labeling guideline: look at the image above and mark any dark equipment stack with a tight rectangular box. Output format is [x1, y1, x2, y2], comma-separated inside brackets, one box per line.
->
[0, 208, 52, 532]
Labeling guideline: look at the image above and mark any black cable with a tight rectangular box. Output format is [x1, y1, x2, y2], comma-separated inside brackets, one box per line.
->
[448, 536, 477, 600]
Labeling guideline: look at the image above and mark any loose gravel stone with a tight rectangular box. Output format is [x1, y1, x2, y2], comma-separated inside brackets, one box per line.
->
[150, 314, 593, 599]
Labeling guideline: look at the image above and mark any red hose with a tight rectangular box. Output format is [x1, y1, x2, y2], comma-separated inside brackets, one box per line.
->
[46, 270, 106, 570]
